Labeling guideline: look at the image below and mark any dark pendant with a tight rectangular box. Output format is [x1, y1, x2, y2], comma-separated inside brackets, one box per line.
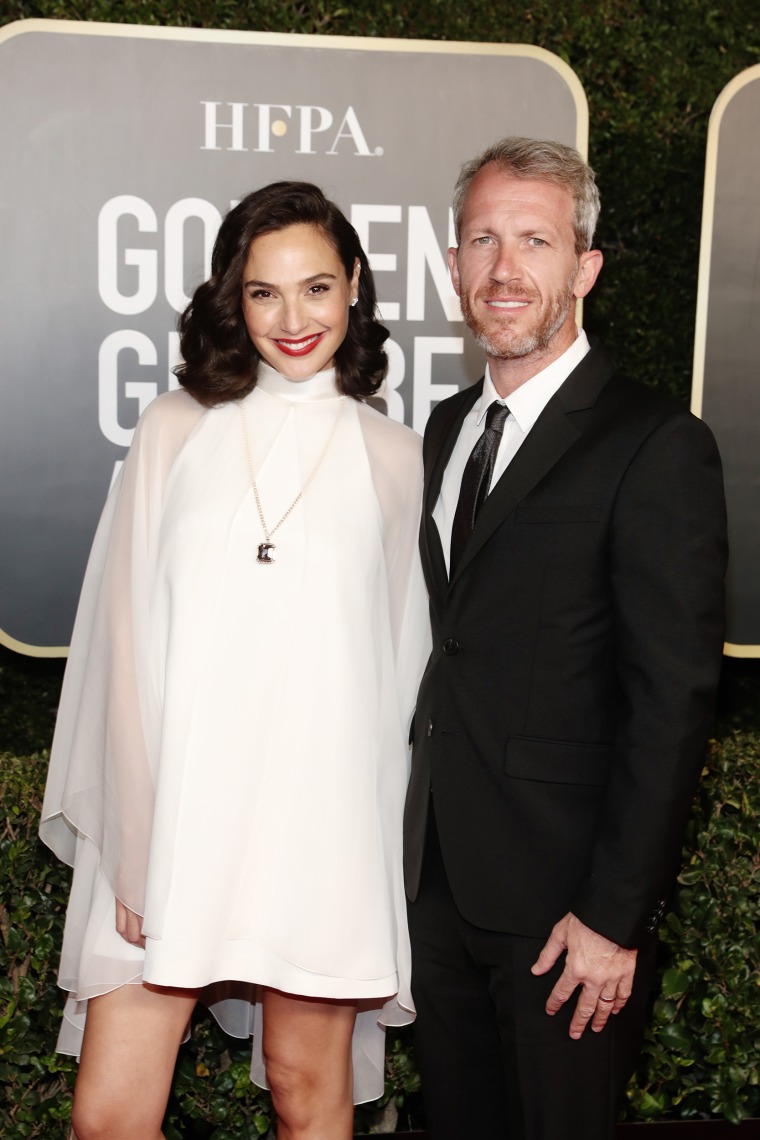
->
[257, 542, 276, 564]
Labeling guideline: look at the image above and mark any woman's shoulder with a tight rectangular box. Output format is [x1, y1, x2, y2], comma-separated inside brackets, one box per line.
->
[356, 400, 422, 459]
[139, 387, 206, 431]
[134, 388, 206, 446]
[128, 389, 208, 476]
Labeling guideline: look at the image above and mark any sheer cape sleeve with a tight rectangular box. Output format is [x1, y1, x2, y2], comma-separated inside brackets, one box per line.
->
[357, 401, 431, 742]
[39, 390, 205, 915]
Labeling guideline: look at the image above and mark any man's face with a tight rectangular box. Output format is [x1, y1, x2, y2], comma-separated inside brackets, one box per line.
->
[449, 164, 599, 366]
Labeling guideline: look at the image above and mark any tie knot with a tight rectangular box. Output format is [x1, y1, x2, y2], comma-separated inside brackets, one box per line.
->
[485, 401, 509, 435]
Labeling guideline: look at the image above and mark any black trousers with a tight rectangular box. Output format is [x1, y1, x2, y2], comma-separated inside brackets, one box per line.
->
[407, 809, 658, 1140]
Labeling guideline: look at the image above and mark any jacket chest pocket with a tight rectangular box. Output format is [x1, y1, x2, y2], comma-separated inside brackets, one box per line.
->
[514, 502, 602, 525]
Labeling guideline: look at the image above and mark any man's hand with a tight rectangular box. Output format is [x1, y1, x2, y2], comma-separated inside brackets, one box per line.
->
[115, 898, 146, 948]
[531, 912, 637, 1039]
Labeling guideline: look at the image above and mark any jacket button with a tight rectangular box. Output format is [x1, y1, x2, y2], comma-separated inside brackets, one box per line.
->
[443, 638, 459, 655]
[427, 719, 434, 737]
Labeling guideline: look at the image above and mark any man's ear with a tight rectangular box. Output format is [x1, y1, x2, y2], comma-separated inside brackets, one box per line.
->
[447, 246, 461, 296]
[573, 249, 603, 299]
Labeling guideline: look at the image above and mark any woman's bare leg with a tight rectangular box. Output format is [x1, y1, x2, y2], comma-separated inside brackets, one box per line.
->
[261, 988, 358, 1140]
[71, 983, 198, 1140]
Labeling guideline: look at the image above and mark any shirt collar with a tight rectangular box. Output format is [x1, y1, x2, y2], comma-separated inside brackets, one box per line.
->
[476, 329, 591, 432]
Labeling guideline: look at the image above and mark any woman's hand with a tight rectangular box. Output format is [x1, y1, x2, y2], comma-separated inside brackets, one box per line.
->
[115, 898, 146, 948]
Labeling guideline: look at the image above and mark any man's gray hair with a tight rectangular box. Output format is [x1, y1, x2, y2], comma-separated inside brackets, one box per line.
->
[452, 137, 601, 255]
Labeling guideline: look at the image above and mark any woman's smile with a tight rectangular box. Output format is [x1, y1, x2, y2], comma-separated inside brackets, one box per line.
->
[272, 332, 329, 357]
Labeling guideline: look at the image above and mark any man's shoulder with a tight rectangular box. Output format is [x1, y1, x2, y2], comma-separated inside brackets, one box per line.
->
[574, 344, 692, 425]
[601, 369, 698, 428]
[604, 370, 675, 409]
[560, 342, 663, 415]
[586, 367, 722, 479]
[425, 379, 483, 435]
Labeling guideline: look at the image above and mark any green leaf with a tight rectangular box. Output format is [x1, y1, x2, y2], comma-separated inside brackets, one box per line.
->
[661, 968, 690, 998]
[657, 1022, 693, 1052]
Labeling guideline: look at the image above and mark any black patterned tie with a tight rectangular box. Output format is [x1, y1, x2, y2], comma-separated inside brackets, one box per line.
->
[449, 401, 510, 577]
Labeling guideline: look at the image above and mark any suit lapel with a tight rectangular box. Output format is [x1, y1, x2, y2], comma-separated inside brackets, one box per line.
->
[422, 381, 482, 606]
[448, 346, 615, 589]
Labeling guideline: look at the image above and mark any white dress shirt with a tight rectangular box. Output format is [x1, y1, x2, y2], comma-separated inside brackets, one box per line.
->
[433, 329, 591, 574]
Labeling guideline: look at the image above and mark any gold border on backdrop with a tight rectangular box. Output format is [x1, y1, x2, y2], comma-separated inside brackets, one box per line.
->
[691, 63, 760, 659]
[0, 14, 589, 156]
[0, 18, 588, 657]
[0, 631, 69, 659]
[0, 19, 588, 155]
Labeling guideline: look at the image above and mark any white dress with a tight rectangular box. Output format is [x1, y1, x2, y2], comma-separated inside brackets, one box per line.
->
[40, 364, 431, 1104]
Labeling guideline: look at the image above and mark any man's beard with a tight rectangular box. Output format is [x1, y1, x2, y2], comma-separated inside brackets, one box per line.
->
[460, 267, 578, 360]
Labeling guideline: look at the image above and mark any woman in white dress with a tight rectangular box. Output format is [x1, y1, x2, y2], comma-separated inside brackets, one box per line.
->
[40, 181, 430, 1140]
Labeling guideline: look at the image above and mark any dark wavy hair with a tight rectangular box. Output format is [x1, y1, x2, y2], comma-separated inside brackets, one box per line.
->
[175, 181, 389, 406]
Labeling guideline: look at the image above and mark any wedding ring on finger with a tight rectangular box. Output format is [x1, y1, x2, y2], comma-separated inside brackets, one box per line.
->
[598, 995, 616, 1004]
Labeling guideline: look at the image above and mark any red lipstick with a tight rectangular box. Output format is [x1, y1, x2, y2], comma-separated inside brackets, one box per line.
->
[273, 333, 326, 357]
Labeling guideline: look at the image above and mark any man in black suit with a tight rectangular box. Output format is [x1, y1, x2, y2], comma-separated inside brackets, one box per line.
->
[404, 137, 727, 1139]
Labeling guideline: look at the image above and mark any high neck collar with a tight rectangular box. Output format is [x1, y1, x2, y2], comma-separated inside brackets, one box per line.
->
[255, 362, 340, 402]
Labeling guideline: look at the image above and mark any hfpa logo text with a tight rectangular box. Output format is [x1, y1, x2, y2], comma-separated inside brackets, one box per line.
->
[201, 102, 383, 156]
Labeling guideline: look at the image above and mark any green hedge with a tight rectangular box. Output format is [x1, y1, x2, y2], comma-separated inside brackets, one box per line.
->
[1, 724, 758, 1137]
[625, 731, 760, 1124]
[0, 751, 76, 1139]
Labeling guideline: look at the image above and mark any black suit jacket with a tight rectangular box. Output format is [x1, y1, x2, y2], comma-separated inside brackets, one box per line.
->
[403, 345, 727, 948]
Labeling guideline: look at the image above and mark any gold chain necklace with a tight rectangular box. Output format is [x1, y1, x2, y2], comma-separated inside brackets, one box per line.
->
[239, 397, 345, 565]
